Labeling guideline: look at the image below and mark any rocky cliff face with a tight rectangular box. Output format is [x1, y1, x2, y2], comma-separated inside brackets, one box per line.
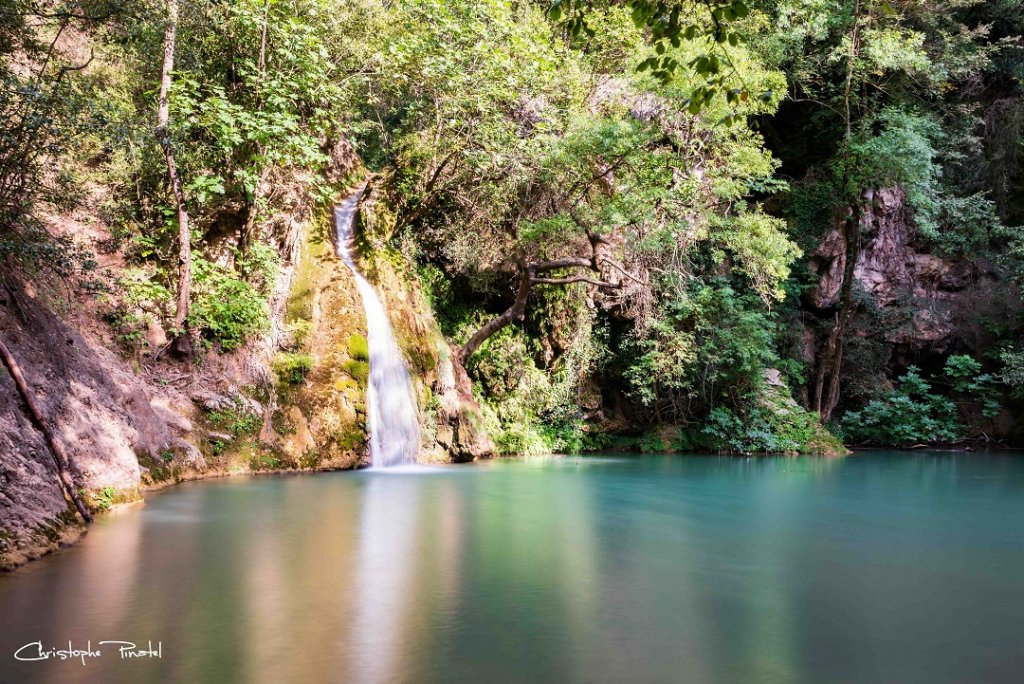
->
[260, 176, 493, 468]
[1, 147, 493, 570]
[804, 186, 1021, 418]
[0, 282, 177, 568]
[808, 187, 1019, 353]
[356, 182, 494, 462]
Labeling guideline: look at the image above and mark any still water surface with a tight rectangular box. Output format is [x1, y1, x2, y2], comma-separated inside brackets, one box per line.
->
[1, 452, 1023, 683]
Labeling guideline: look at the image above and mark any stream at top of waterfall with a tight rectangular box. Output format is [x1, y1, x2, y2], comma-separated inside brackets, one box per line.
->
[2, 452, 1023, 684]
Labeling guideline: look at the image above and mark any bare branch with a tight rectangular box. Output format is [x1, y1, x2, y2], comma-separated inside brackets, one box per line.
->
[532, 257, 595, 272]
[531, 275, 619, 288]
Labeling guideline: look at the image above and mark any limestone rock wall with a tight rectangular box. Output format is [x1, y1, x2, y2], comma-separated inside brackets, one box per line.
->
[807, 187, 1018, 354]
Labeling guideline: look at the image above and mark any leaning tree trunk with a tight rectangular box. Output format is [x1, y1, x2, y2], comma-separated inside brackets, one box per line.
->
[458, 266, 532, 366]
[457, 246, 622, 365]
[0, 335, 92, 523]
[812, 0, 866, 422]
[157, 0, 192, 358]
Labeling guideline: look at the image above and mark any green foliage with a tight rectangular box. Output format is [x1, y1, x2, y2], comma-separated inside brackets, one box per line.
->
[624, 283, 778, 417]
[788, 180, 838, 244]
[0, 3, 109, 275]
[249, 454, 283, 471]
[290, 319, 313, 348]
[936, 194, 1005, 257]
[470, 319, 598, 455]
[579, 429, 616, 452]
[539, 421, 586, 454]
[841, 367, 960, 446]
[274, 353, 314, 385]
[842, 108, 1004, 256]
[841, 356, 999, 446]
[493, 422, 552, 456]
[845, 108, 942, 230]
[343, 333, 371, 386]
[344, 359, 370, 386]
[101, 267, 174, 353]
[164, 0, 353, 204]
[943, 355, 1001, 418]
[638, 430, 669, 453]
[1001, 349, 1024, 398]
[347, 334, 370, 361]
[768, 0, 1020, 259]
[692, 395, 837, 454]
[238, 242, 281, 295]
[189, 257, 270, 351]
[549, 0, 761, 113]
[208, 401, 261, 438]
[93, 486, 117, 512]
[709, 212, 802, 302]
[104, 308, 149, 353]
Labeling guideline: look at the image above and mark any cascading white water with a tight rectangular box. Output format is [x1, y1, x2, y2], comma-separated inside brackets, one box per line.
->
[334, 185, 421, 467]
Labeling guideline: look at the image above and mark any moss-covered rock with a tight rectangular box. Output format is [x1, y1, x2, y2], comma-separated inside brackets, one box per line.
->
[271, 204, 369, 467]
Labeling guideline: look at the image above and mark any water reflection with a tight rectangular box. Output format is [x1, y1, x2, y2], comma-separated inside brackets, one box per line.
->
[1, 454, 1023, 683]
[348, 475, 421, 682]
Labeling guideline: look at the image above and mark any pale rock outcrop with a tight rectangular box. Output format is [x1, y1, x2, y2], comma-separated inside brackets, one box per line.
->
[806, 187, 1004, 350]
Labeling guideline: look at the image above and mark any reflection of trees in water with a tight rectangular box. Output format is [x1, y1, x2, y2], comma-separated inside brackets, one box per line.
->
[243, 477, 362, 683]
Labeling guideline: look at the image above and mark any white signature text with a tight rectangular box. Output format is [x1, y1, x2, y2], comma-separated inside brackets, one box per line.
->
[14, 640, 162, 665]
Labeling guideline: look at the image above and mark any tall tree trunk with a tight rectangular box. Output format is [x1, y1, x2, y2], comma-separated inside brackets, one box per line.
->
[157, 0, 192, 357]
[0, 335, 93, 523]
[813, 205, 861, 421]
[258, 0, 270, 77]
[813, 0, 865, 421]
[239, 0, 272, 254]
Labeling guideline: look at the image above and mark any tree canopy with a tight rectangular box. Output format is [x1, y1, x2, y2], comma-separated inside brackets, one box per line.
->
[2, 0, 1022, 452]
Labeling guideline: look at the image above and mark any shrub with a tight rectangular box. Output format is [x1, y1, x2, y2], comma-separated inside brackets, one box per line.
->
[494, 422, 549, 456]
[94, 486, 117, 511]
[290, 319, 313, 348]
[105, 308, 150, 353]
[249, 453, 282, 471]
[701, 405, 793, 454]
[841, 366, 959, 446]
[1002, 348, 1024, 397]
[344, 359, 370, 386]
[104, 267, 174, 353]
[696, 394, 840, 455]
[208, 400, 261, 438]
[274, 352, 314, 385]
[237, 242, 280, 294]
[189, 257, 270, 351]
[638, 430, 669, 453]
[841, 356, 1000, 446]
[539, 420, 585, 454]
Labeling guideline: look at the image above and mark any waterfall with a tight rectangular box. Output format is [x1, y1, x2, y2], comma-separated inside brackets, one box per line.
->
[334, 185, 421, 467]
